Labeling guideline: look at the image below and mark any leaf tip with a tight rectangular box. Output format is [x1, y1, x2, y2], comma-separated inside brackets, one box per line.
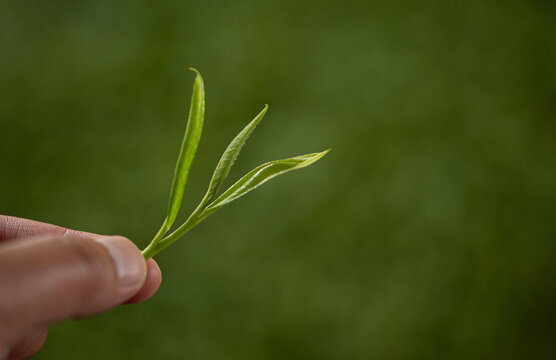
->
[250, 104, 269, 126]
[189, 67, 202, 78]
[310, 149, 331, 163]
[290, 149, 330, 170]
[259, 104, 269, 117]
[310, 149, 331, 160]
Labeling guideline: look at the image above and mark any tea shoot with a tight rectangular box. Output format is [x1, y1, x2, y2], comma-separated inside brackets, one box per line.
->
[141, 68, 328, 259]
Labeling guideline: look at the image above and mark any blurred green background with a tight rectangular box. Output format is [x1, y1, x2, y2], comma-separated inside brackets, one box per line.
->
[1, 0, 555, 358]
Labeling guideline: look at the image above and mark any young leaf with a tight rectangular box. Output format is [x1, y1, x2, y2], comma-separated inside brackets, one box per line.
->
[151, 149, 330, 257]
[203, 150, 329, 215]
[198, 105, 268, 208]
[164, 68, 205, 229]
[141, 70, 329, 260]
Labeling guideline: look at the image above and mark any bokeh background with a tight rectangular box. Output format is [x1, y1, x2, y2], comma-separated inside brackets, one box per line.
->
[1, 0, 555, 358]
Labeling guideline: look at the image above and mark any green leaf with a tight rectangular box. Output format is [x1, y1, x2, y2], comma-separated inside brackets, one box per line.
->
[199, 105, 268, 208]
[203, 150, 329, 215]
[165, 67, 205, 228]
[150, 149, 330, 258]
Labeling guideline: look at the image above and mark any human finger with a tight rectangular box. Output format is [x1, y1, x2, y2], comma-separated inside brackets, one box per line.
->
[5, 326, 47, 360]
[0, 215, 100, 242]
[125, 258, 162, 304]
[0, 235, 146, 347]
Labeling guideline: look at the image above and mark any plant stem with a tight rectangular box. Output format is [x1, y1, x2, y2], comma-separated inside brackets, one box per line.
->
[141, 206, 209, 259]
[141, 238, 161, 259]
[141, 219, 168, 259]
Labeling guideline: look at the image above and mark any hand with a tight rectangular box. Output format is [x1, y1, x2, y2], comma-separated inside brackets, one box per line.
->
[0, 215, 162, 359]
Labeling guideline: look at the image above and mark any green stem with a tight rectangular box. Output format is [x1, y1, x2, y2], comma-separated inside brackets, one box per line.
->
[141, 205, 210, 259]
[141, 238, 161, 259]
[141, 219, 169, 259]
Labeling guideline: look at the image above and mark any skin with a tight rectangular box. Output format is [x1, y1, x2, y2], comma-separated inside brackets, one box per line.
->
[0, 215, 162, 360]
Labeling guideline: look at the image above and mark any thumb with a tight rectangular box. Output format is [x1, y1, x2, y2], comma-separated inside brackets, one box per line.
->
[0, 235, 146, 341]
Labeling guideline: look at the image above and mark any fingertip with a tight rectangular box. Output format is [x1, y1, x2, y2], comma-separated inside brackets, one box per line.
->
[95, 236, 147, 299]
[8, 326, 48, 360]
[124, 258, 162, 304]
[0, 234, 151, 330]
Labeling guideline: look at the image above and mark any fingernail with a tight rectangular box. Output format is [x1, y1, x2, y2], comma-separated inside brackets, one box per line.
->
[96, 236, 146, 295]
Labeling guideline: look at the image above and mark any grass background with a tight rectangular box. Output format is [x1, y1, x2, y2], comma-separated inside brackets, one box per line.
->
[1, 0, 555, 358]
